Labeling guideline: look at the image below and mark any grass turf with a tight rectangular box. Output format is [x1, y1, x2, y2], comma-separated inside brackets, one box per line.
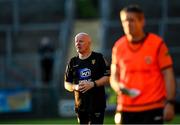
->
[0, 114, 180, 124]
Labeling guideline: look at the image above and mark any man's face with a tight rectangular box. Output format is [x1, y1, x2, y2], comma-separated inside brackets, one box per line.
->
[120, 11, 145, 37]
[75, 35, 91, 54]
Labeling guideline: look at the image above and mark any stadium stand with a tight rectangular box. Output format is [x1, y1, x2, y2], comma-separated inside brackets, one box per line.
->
[0, 1, 13, 24]
[168, 0, 180, 18]
[0, 0, 74, 118]
[0, 32, 6, 55]
[19, 0, 65, 23]
[109, 0, 163, 20]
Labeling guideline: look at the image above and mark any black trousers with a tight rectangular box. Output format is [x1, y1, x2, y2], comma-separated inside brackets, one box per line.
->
[115, 108, 163, 124]
[76, 111, 105, 125]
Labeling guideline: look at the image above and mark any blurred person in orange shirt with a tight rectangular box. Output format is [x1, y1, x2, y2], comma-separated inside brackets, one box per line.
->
[110, 4, 176, 124]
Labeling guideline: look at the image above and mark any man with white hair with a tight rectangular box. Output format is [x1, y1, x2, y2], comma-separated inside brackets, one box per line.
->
[64, 32, 110, 124]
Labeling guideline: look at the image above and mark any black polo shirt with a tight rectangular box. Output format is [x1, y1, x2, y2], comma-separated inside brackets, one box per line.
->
[65, 51, 110, 112]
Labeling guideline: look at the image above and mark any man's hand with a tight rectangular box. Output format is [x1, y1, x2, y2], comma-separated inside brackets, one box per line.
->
[163, 103, 175, 121]
[119, 87, 141, 98]
[73, 84, 79, 91]
[78, 81, 94, 93]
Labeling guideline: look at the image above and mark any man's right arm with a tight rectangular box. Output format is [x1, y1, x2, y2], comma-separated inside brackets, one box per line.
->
[110, 63, 121, 94]
[64, 81, 74, 92]
[110, 45, 121, 94]
[64, 81, 79, 92]
[64, 58, 76, 92]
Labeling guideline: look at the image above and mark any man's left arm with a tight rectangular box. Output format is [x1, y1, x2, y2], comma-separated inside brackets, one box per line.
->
[162, 67, 176, 121]
[94, 76, 109, 87]
[94, 54, 110, 87]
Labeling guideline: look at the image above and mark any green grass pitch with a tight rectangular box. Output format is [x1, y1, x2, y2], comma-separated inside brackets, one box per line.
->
[0, 114, 180, 124]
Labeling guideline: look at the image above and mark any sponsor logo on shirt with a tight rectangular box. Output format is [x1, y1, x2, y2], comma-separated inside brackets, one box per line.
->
[79, 68, 91, 79]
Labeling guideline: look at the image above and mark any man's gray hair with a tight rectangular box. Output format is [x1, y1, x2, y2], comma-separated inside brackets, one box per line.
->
[74, 32, 90, 41]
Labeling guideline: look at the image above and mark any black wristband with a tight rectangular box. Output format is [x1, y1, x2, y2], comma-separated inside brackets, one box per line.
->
[166, 100, 175, 105]
[93, 81, 97, 87]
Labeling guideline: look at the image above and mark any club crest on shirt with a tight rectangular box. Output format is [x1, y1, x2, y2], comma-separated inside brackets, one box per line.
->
[144, 56, 152, 64]
[92, 59, 96, 65]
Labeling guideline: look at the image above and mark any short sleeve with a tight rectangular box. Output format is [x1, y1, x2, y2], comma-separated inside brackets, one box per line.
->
[158, 42, 173, 69]
[99, 54, 110, 76]
[64, 59, 74, 83]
